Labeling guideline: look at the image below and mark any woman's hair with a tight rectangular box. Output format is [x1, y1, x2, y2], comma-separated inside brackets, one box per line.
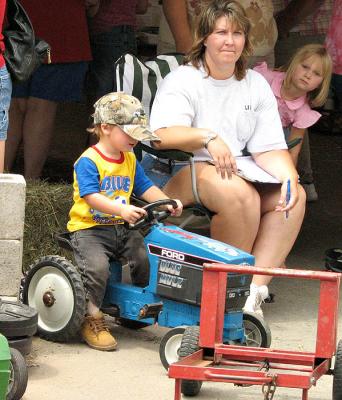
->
[184, 0, 252, 80]
[281, 44, 333, 108]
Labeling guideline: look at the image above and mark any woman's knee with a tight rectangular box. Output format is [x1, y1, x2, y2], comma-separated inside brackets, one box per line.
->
[200, 176, 260, 214]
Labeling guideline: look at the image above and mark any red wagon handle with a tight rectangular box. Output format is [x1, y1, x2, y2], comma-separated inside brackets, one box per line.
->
[203, 263, 340, 282]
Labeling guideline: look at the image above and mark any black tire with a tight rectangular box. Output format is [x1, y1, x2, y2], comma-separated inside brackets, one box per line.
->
[7, 337, 32, 356]
[0, 300, 37, 337]
[7, 348, 28, 400]
[179, 326, 202, 397]
[117, 318, 149, 330]
[333, 340, 342, 400]
[20, 256, 86, 342]
[159, 327, 186, 370]
[243, 312, 272, 348]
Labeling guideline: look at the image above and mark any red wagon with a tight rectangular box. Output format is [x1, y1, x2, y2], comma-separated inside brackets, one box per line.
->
[168, 264, 341, 400]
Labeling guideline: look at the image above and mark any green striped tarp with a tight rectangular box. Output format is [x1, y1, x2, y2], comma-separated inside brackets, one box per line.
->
[114, 53, 184, 119]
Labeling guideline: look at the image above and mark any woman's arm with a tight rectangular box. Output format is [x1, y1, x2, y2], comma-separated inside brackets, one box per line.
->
[287, 126, 305, 166]
[252, 150, 300, 211]
[155, 126, 237, 179]
[154, 126, 210, 152]
[162, 0, 193, 53]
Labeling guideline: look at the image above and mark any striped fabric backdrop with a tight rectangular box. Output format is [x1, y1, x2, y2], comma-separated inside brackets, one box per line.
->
[114, 53, 184, 119]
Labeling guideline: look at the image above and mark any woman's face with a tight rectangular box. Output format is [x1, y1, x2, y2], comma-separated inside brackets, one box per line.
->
[204, 16, 245, 73]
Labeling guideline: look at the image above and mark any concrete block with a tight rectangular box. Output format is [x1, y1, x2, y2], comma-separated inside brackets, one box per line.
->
[0, 174, 26, 240]
[0, 240, 22, 296]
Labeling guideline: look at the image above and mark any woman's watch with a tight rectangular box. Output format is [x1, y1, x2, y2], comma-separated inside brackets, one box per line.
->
[204, 131, 218, 149]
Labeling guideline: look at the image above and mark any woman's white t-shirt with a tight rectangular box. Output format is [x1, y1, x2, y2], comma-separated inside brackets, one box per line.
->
[150, 64, 287, 160]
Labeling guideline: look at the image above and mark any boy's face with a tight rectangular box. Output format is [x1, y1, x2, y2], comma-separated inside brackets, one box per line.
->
[101, 124, 138, 152]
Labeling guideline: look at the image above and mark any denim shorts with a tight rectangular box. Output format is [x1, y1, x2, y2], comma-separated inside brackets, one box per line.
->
[12, 62, 88, 102]
[0, 65, 12, 141]
[140, 153, 185, 188]
[87, 25, 137, 99]
[70, 225, 149, 307]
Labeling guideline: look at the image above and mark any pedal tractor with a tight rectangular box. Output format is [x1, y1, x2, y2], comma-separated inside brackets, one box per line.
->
[19, 200, 270, 368]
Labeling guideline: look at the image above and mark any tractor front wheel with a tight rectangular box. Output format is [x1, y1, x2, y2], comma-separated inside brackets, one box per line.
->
[179, 326, 202, 397]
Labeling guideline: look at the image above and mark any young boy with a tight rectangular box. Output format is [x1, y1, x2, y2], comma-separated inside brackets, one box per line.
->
[67, 92, 183, 351]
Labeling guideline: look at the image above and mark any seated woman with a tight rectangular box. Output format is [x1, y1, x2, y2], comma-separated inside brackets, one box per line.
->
[147, 0, 306, 317]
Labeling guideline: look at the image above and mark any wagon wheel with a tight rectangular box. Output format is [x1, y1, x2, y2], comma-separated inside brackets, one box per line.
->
[243, 312, 272, 348]
[7, 348, 28, 400]
[159, 327, 186, 370]
[20, 256, 86, 342]
[333, 340, 342, 399]
[179, 326, 202, 397]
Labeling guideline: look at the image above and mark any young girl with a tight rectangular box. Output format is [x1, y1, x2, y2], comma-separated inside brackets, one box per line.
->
[254, 44, 332, 200]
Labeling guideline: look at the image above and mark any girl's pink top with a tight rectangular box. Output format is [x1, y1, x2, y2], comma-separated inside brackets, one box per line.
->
[253, 62, 321, 129]
[325, 0, 342, 74]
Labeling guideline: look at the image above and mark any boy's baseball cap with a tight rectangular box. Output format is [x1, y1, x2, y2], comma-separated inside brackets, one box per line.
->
[93, 92, 160, 142]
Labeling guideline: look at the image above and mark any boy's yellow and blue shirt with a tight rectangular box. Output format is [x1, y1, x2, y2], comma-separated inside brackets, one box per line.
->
[67, 146, 153, 232]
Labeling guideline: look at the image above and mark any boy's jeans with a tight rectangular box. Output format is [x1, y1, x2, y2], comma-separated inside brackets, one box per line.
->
[70, 225, 149, 308]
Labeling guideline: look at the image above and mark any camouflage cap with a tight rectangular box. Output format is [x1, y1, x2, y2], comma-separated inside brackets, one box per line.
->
[93, 92, 160, 142]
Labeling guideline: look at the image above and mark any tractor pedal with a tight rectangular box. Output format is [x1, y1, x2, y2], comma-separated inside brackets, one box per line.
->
[100, 305, 120, 317]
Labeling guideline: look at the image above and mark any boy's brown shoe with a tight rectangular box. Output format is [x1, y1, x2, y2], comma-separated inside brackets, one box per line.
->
[81, 311, 117, 351]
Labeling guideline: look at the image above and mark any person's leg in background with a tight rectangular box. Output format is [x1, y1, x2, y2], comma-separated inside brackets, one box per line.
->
[0, 65, 12, 173]
[5, 97, 57, 179]
[86, 27, 137, 146]
[5, 63, 88, 179]
[5, 98, 27, 172]
[21, 98, 58, 179]
[297, 131, 318, 202]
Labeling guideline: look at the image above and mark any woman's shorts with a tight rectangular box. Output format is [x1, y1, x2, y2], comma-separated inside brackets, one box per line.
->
[0, 65, 12, 141]
[140, 153, 185, 188]
[12, 62, 89, 102]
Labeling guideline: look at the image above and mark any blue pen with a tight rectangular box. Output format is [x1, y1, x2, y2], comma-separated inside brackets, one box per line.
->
[285, 179, 291, 219]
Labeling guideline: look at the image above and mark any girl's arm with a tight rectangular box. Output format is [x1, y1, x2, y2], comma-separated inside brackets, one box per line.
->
[162, 0, 193, 53]
[288, 126, 306, 166]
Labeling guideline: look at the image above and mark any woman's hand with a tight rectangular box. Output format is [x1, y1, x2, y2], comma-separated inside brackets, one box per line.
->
[207, 136, 237, 179]
[275, 177, 300, 215]
[120, 204, 147, 224]
[167, 199, 183, 217]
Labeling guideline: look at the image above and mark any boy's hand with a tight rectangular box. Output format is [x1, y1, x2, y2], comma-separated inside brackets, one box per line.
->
[120, 204, 147, 224]
[167, 199, 183, 217]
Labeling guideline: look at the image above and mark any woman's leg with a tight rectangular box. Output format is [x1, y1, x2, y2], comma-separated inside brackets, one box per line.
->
[164, 163, 261, 252]
[5, 98, 27, 171]
[242, 183, 306, 316]
[251, 183, 306, 286]
[22, 97, 58, 179]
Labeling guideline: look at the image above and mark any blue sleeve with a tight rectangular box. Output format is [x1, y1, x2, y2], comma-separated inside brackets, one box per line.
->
[133, 161, 154, 197]
[74, 157, 100, 197]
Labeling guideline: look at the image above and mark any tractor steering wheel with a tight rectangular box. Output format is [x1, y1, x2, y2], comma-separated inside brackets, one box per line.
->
[125, 199, 178, 230]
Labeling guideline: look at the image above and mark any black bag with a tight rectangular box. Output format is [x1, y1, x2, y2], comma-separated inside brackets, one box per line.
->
[3, 0, 50, 83]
